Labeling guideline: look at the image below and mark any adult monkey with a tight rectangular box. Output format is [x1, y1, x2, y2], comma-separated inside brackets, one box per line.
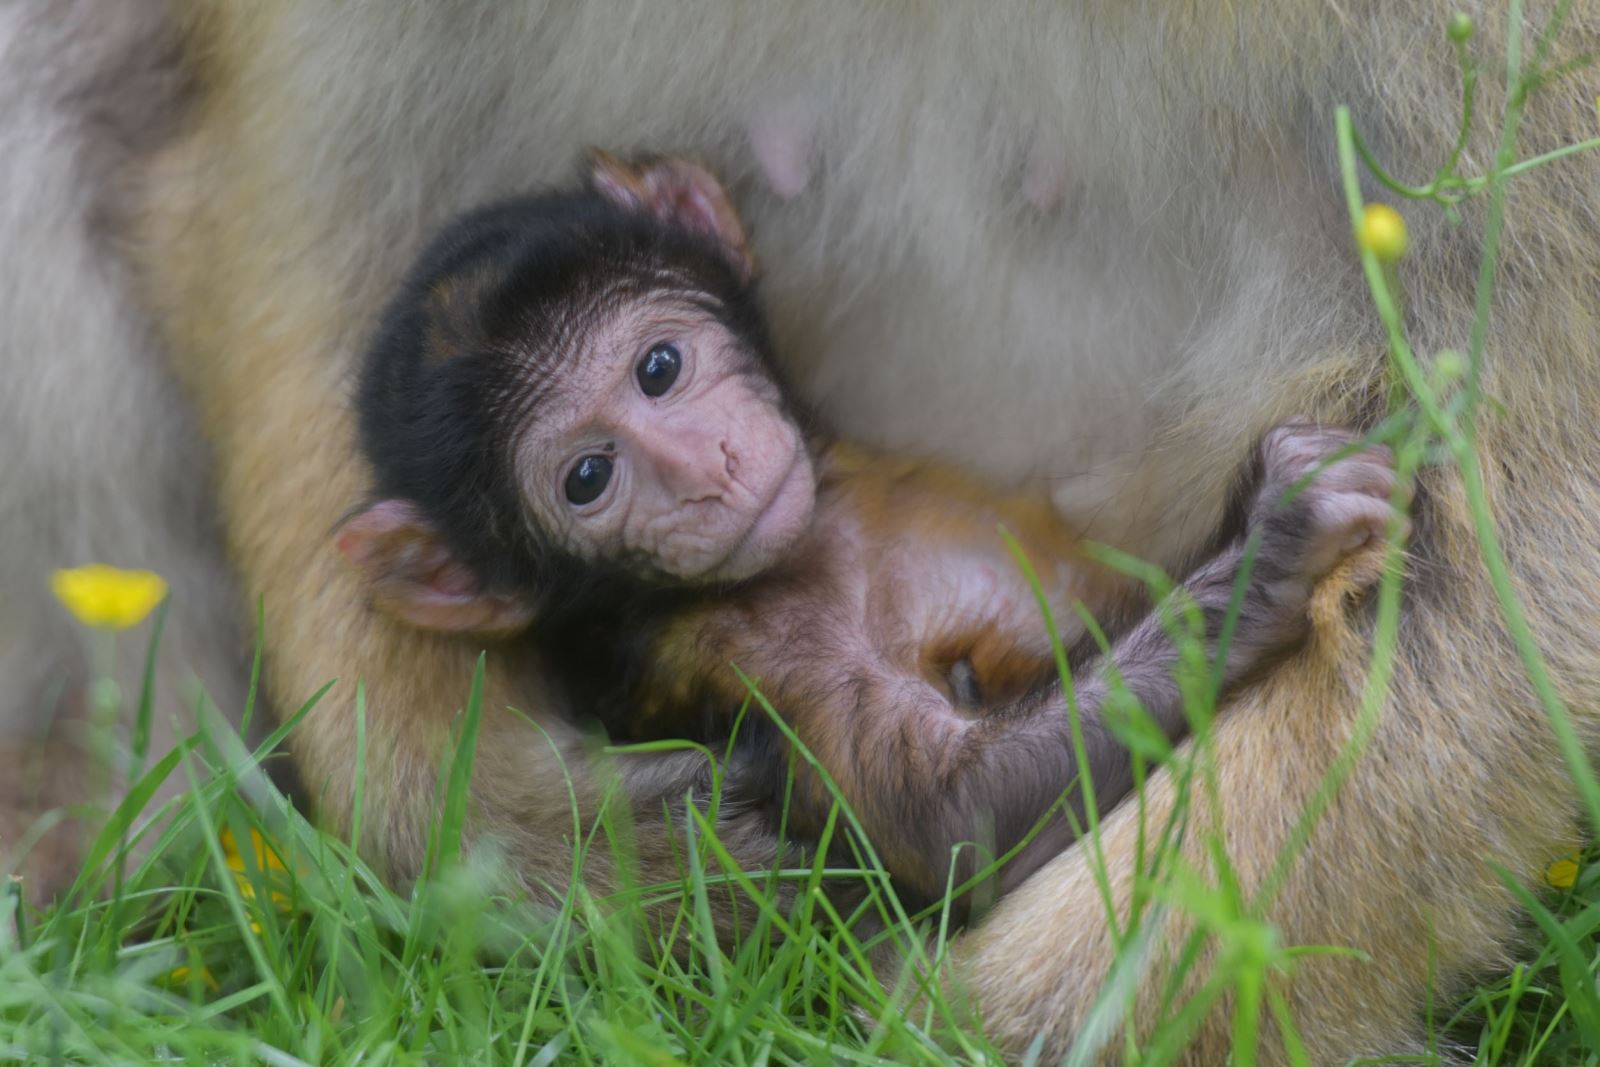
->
[5, 0, 1598, 1062]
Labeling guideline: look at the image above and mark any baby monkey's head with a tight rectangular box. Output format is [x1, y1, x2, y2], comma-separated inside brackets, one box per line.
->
[340, 151, 817, 633]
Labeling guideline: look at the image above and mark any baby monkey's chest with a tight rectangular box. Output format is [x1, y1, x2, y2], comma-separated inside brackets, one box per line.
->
[795, 476, 1092, 709]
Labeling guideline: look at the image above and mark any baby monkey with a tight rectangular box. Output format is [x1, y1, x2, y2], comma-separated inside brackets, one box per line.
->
[339, 152, 1400, 907]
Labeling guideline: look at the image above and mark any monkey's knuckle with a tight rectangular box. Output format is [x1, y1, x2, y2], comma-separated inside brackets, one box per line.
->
[1262, 423, 1312, 457]
[1263, 447, 1313, 485]
[1307, 499, 1356, 536]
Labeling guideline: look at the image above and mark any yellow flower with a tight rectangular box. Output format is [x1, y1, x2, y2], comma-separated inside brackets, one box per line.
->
[51, 565, 168, 630]
[1547, 850, 1582, 890]
[1357, 203, 1409, 263]
[166, 964, 220, 992]
[220, 826, 297, 931]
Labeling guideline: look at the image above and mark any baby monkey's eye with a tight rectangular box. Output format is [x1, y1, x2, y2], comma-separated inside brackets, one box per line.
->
[564, 454, 613, 506]
[636, 343, 682, 397]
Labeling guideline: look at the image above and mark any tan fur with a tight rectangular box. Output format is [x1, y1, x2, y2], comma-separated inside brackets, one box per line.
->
[958, 450, 1591, 1060]
[0, 0, 1583, 1061]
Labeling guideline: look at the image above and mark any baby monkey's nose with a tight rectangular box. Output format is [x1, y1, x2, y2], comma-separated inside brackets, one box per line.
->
[652, 429, 736, 502]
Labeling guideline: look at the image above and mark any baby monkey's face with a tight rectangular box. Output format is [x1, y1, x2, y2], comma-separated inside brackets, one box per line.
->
[515, 295, 817, 583]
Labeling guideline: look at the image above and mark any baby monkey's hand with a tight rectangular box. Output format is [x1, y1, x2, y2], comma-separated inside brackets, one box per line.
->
[1250, 421, 1408, 614]
[1185, 422, 1407, 688]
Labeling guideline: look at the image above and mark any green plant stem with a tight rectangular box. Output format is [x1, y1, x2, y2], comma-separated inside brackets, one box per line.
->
[1333, 0, 1600, 840]
[1452, 136, 1600, 194]
[89, 629, 120, 814]
[1451, 0, 1600, 836]
[4, 876, 23, 950]
[1001, 528, 1121, 937]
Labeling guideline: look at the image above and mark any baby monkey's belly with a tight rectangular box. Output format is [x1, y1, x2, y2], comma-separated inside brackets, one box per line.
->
[778, 446, 1112, 713]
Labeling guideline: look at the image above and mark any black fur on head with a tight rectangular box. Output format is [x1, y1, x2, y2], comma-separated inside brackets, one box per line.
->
[355, 181, 795, 617]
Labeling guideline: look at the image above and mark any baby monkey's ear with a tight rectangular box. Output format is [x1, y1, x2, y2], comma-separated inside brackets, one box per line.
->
[335, 500, 535, 635]
[587, 148, 757, 281]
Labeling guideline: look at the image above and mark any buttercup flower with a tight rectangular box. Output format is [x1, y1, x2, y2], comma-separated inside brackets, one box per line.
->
[1357, 203, 1409, 263]
[165, 829, 297, 990]
[51, 565, 168, 630]
[220, 826, 296, 930]
[1547, 851, 1582, 890]
[166, 964, 220, 991]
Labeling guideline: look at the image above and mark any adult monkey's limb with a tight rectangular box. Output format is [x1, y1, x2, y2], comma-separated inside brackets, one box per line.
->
[955, 432, 1591, 1058]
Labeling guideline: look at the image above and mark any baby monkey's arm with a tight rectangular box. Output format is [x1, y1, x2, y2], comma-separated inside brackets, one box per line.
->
[783, 424, 1401, 908]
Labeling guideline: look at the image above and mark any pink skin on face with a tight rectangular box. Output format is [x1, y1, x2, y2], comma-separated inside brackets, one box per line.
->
[518, 301, 817, 582]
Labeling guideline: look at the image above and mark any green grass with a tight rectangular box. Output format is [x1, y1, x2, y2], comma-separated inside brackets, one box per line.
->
[0, 655, 1018, 1066]
[2, 614, 1599, 1066]
[5, 4, 1600, 1064]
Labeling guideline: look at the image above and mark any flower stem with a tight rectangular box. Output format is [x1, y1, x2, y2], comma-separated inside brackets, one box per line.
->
[89, 628, 121, 811]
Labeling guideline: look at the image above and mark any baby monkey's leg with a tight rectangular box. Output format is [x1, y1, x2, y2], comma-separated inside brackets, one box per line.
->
[811, 425, 1400, 908]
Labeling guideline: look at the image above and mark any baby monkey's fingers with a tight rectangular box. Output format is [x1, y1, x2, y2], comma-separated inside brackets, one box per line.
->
[1256, 422, 1412, 584]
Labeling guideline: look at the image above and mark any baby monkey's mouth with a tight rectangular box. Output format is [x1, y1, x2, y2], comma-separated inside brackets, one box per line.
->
[703, 445, 818, 583]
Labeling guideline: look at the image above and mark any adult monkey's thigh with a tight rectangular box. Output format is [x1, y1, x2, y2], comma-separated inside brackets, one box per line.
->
[134, 2, 1600, 1063]
[957, 495, 1591, 1059]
